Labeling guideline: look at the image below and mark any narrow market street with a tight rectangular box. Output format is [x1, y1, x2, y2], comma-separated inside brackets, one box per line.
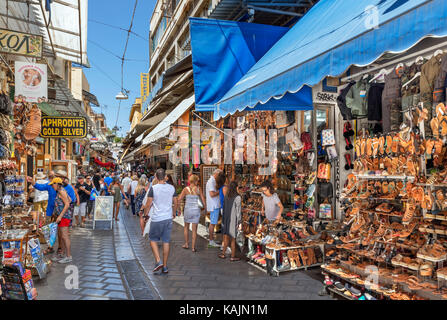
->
[34, 203, 331, 300]
[118, 205, 331, 300]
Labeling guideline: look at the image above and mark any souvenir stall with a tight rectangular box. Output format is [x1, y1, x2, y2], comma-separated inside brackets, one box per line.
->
[320, 43, 447, 300]
[206, 109, 342, 276]
[0, 60, 51, 300]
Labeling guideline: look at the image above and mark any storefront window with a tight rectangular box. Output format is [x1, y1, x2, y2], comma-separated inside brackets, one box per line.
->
[303, 110, 312, 131]
[316, 109, 327, 129]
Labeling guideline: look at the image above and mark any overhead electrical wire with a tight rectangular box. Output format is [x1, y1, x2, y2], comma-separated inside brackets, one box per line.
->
[120, 0, 139, 91]
[113, 0, 139, 136]
[89, 40, 147, 62]
[89, 18, 149, 42]
[89, 58, 122, 88]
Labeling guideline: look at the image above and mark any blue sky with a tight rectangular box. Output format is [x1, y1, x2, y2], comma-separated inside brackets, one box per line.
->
[83, 0, 156, 137]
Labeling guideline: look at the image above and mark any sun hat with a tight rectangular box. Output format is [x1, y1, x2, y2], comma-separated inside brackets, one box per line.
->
[49, 177, 63, 185]
[55, 170, 68, 178]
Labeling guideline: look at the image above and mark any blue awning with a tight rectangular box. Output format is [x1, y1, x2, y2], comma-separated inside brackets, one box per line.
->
[189, 18, 289, 111]
[215, 0, 447, 120]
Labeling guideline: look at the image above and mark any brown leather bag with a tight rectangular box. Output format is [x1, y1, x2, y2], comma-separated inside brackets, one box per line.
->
[24, 104, 41, 141]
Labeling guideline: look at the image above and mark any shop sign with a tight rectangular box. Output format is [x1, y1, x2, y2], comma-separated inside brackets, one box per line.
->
[15, 61, 47, 103]
[90, 142, 108, 151]
[312, 82, 338, 105]
[40, 116, 87, 138]
[0, 29, 43, 58]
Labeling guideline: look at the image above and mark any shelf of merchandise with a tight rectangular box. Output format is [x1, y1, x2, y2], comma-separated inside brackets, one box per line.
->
[321, 265, 391, 299]
[322, 262, 443, 300]
[341, 196, 411, 202]
[354, 174, 415, 180]
[246, 237, 324, 276]
[416, 183, 447, 188]
[418, 227, 447, 236]
[326, 286, 359, 300]
[416, 253, 447, 263]
[423, 213, 447, 221]
[273, 262, 322, 275]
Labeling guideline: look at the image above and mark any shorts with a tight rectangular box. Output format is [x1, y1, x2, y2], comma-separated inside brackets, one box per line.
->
[210, 208, 220, 225]
[73, 202, 87, 217]
[33, 200, 48, 214]
[58, 218, 71, 227]
[149, 219, 173, 243]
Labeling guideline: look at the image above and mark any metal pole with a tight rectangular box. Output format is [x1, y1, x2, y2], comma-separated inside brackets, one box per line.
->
[38, 0, 57, 58]
[78, 0, 83, 66]
[246, 5, 303, 17]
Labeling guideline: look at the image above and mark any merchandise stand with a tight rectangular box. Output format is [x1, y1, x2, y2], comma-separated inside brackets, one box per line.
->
[319, 48, 447, 299]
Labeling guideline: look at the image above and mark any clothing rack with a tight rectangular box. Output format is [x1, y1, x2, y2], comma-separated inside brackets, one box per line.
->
[341, 40, 447, 82]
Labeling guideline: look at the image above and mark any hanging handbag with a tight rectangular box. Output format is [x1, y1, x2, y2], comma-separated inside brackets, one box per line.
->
[321, 129, 336, 146]
[317, 162, 331, 180]
[0, 93, 12, 115]
[319, 203, 332, 219]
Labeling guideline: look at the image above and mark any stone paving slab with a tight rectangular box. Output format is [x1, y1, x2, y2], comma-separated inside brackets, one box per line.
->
[33, 218, 131, 300]
[119, 205, 332, 300]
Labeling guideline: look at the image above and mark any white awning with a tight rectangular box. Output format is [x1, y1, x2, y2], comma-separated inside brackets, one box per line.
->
[133, 112, 167, 142]
[143, 95, 194, 145]
[0, 0, 89, 66]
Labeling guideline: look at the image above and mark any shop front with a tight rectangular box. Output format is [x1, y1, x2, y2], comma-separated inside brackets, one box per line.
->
[185, 0, 447, 299]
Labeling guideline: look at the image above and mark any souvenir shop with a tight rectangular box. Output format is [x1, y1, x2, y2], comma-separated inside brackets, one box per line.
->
[318, 38, 447, 300]
[0, 58, 50, 300]
[187, 105, 341, 276]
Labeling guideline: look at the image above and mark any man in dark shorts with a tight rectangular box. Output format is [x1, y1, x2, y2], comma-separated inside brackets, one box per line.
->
[142, 169, 178, 274]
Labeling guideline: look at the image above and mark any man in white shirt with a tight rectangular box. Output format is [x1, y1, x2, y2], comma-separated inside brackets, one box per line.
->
[206, 169, 222, 248]
[128, 175, 139, 215]
[143, 169, 177, 274]
[121, 172, 132, 210]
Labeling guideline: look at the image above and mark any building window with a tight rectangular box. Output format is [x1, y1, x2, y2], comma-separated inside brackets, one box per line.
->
[151, 16, 168, 55]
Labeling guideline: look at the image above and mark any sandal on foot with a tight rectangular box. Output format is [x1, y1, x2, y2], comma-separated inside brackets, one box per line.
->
[230, 257, 241, 262]
[218, 253, 226, 259]
[182, 244, 189, 249]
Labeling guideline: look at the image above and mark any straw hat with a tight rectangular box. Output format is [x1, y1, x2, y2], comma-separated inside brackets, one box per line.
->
[55, 170, 68, 178]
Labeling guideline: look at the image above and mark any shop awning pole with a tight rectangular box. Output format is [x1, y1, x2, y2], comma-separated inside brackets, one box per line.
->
[38, 0, 57, 58]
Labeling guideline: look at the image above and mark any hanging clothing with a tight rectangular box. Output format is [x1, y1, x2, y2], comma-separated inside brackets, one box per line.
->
[421, 54, 445, 103]
[367, 83, 384, 121]
[346, 77, 371, 117]
[382, 69, 402, 133]
[433, 56, 447, 103]
[222, 195, 241, 238]
[336, 81, 355, 120]
[401, 63, 423, 111]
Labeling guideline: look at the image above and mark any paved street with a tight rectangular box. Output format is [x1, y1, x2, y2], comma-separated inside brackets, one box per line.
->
[35, 203, 331, 300]
[119, 205, 331, 300]
[34, 218, 130, 300]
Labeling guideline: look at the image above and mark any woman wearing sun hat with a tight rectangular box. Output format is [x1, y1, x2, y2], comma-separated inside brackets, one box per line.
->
[50, 177, 73, 264]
